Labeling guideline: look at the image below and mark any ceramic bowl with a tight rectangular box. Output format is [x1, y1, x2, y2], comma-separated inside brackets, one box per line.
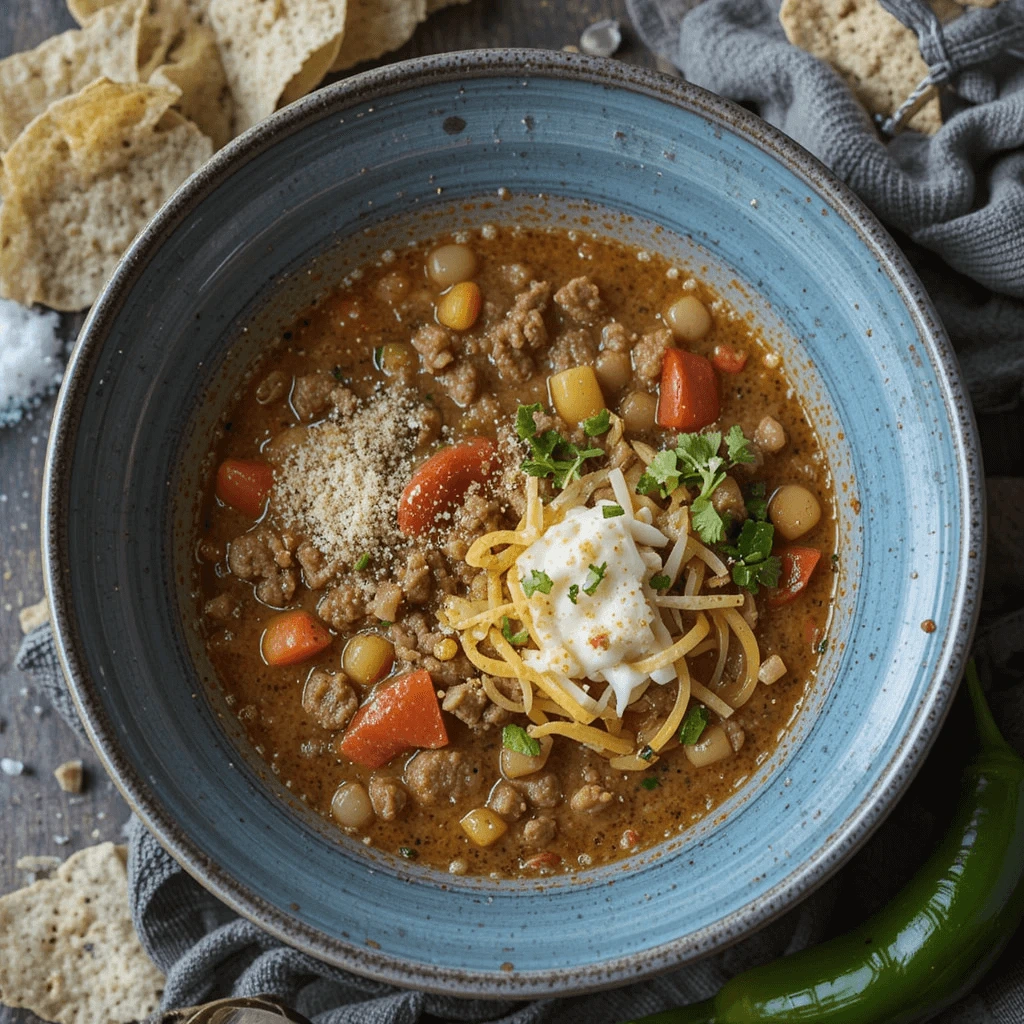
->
[44, 50, 983, 997]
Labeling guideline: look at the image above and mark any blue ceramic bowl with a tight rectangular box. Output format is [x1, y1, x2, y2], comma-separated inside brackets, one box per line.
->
[44, 51, 983, 996]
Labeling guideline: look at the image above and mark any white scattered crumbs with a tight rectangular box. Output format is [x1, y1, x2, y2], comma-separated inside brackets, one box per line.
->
[480, 224, 497, 240]
[380, 249, 396, 264]
[453, 230, 470, 244]
[0, 299, 63, 428]
[764, 351, 782, 368]
[750, 198, 759, 209]
[666, 267, 680, 280]
[274, 389, 427, 566]
[1, 758, 25, 776]
[682, 278, 697, 292]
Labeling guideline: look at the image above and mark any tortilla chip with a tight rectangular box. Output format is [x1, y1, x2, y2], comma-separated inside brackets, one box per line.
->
[0, 79, 213, 310]
[0, 843, 164, 1024]
[0, 1, 141, 151]
[151, 18, 234, 147]
[426, 0, 470, 12]
[136, 0, 191, 79]
[204, 0, 346, 134]
[779, 0, 945, 134]
[67, 0, 122, 25]
[330, 0, 425, 73]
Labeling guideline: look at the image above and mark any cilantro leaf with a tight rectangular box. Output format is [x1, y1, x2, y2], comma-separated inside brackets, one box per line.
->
[501, 615, 529, 646]
[745, 481, 769, 522]
[649, 574, 671, 592]
[399, 846, 418, 859]
[583, 408, 611, 436]
[640, 777, 660, 791]
[725, 519, 782, 594]
[679, 705, 709, 746]
[568, 584, 579, 605]
[582, 562, 608, 596]
[516, 403, 543, 440]
[503, 724, 541, 757]
[521, 569, 554, 598]
[725, 424, 756, 465]
[515, 404, 603, 489]
[602, 503, 625, 518]
[691, 497, 726, 546]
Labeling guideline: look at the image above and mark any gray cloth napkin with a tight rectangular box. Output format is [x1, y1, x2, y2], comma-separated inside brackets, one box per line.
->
[13, 602, 1024, 1022]
[629, 0, 1024, 412]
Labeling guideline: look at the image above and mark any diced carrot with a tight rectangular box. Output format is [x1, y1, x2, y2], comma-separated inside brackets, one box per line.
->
[261, 610, 332, 666]
[338, 669, 448, 769]
[216, 458, 274, 518]
[766, 547, 822, 607]
[710, 344, 748, 374]
[656, 349, 720, 431]
[397, 438, 498, 537]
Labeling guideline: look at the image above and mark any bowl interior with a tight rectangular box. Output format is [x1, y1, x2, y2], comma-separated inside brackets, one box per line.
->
[46, 52, 981, 996]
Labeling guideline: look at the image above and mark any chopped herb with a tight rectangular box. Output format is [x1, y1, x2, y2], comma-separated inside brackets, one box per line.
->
[501, 615, 529, 646]
[379, 620, 392, 629]
[817, 638, 829, 653]
[582, 562, 608, 596]
[515, 403, 603, 489]
[372, 345, 385, 369]
[638, 745, 655, 762]
[568, 584, 580, 605]
[679, 705, 709, 746]
[583, 408, 611, 436]
[602, 503, 625, 518]
[745, 481, 769, 522]
[521, 569, 554, 598]
[640, 777, 660, 790]
[331, 365, 344, 381]
[354, 552, 371, 571]
[831, 553, 840, 571]
[722, 519, 782, 595]
[649, 574, 671, 592]
[399, 846, 418, 859]
[635, 427, 757, 545]
[423, 392, 435, 405]
[503, 724, 541, 757]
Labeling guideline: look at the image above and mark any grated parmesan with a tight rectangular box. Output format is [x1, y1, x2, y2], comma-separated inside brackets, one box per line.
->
[273, 388, 429, 566]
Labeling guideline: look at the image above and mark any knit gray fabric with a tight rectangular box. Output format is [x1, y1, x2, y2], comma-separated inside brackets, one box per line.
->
[630, 0, 1024, 412]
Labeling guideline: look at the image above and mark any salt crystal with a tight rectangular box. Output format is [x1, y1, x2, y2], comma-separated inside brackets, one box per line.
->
[580, 18, 622, 58]
[0, 299, 64, 428]
[1, 758, 25, 776]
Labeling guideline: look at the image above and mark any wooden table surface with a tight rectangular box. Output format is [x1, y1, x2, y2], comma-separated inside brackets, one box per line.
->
[0, 4, 1021, 1023]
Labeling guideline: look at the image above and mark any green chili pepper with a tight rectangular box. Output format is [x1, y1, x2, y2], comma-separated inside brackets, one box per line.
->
[624, 660, 1024, 1024]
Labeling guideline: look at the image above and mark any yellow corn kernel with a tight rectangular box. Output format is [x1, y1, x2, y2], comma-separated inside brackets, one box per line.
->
[548, 365, 606, 424]
[459, 807, 508, 847]
[433, 637, 459, 661]
[436, 281, 482, 331]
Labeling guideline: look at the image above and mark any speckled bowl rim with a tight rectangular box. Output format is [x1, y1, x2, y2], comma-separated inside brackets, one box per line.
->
[43, 49, 985, 998]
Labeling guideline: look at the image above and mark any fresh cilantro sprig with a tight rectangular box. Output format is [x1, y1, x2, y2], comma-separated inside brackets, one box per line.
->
[583, 562, 608, 596]
[521, 569, 553, 598]
[679, 705, 709, 746]
[503, 724, 541, 757]
[583, 408, 611, 436]
[636, 425, 756, 545]
[501, 615, 529, 646]
[516, 403, 603, 489]
[744, 481, 769, 522]
[722, 519, 782, 595]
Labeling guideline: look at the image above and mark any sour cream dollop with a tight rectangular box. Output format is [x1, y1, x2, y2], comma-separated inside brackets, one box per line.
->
[516, 501, 675, 714]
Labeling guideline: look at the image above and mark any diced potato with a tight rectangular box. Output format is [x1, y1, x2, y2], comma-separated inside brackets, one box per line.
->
[459, 807, 508, 847]
[343, 633, 394, 687]
[500, 735, 553, 779]
[331, 782, 374, 828]
[684, 725, 733, 768]
[758, 654, 787, 685]
[549, 366, 605, 424]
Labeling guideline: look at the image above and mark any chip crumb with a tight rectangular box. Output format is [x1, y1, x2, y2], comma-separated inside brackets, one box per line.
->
[18, 597, 49, 634]
[0, 843, 165, 1024]
[15, 855, 62, 876]
[54, 759, 85, 794]
[1, 757, 25, 776]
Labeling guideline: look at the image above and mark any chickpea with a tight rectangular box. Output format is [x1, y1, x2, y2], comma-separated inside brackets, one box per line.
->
[377, 342, 417, 377]
[262, 425, 308, 464]
[255, 370, 289, 405]
[375, 271, 410, 304]
[619, 391, 658, 433]
[594, 350, 632, 394]
[711, 475, 746, 521]
[331, 782, 374, 829]
[754, 415, 787, 453]
[342, 633, 395, 687]
[427, 244, 477, 286]
[666, 296, 713, 342]
[769, 484, 822, 540]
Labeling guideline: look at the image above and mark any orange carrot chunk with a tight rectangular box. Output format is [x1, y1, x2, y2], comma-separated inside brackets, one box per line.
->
[338, 669, 448, 769]
[261, 610, 332, 666]
[766, 547, 822, 607]
[710, 343, 748, 374]
[397, 438, 497, 537]
[216, 458, 274, 518]
[656, 349, 720, 431]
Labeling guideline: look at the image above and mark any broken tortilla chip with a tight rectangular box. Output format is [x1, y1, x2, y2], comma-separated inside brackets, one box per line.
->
[0, 78, 213, 311]
[330, 0, 425, 73]
[205, 0, 347, 134]
[151, 18, 233, 147]
[0, 0, 141, 151]
[0, 843, 164, 1024]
